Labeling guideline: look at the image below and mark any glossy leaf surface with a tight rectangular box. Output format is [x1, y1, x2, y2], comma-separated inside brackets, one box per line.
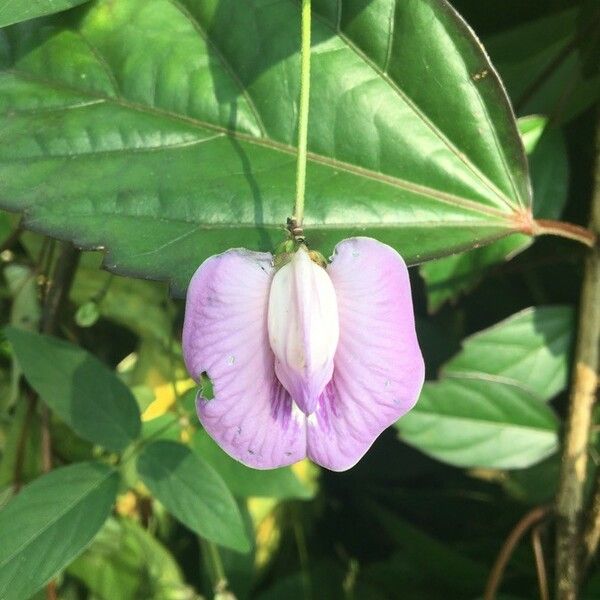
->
[397, 377, 558, 469]
[443, 306, 574, 400]
[0, 0, 530, 294]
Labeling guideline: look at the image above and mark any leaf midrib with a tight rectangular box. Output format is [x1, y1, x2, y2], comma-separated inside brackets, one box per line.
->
[406, 408, 556, 433]
[306, 0, 523, 211]
[1, 68, 513, 222]
[168, 0, 520, 212]
[0, 467, 115, 569]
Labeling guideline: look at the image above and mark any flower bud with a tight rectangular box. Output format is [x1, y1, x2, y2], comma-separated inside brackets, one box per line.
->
[267, 246, 339, 415]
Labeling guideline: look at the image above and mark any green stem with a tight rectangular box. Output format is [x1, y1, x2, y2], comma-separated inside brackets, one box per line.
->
[207, 541, 227, 588]
[293, 0, 312, 226]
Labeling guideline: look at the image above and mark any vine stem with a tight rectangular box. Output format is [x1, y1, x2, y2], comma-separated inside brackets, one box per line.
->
[555, 114, 600, 599]
[36, 242, 80, 600]
[583, 473, 600, 570]
[292, 0, 312, 227]
[484, 506, 550, 600]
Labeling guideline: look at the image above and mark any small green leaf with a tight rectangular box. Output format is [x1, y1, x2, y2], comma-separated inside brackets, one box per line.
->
[75, 300, 100, 328]
[397, 377, 559, 469]
[0, 0, 91, 28]
[443, 306, 574, 401]
[192, 430, 313, 500]
[0, 461, 119, 600]
[5, 327, 141, 451]
[518, 115, 547, 154]
[136, 440, 250, 553]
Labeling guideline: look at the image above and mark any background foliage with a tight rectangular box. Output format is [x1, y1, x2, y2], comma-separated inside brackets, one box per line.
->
[0, 0, 599, 599]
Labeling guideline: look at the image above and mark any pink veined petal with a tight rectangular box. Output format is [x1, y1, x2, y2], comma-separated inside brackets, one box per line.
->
[307, 237, 425, 471]
[182, 249, 306, 469]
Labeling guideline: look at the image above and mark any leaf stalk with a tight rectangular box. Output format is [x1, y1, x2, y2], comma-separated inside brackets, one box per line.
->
[532, 219, 597, 248]
[555, 113, 600, 599]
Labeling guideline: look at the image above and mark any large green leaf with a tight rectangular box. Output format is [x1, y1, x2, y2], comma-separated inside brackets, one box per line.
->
[0, 0, 530, 294]
[5, 327, 141, 451]
[0, 0, 91, 28]
[0, 461, 119, 600]
[396, 307, 567, 469]
[136, 440, 250, 552]
[421, 115, 569, 311]
[192, 430, 312, 500]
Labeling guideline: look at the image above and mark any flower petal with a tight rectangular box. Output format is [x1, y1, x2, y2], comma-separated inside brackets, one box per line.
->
[307, 238, 425, 471]
[182, 249, 306, 469]
[268, 246, 339, 415]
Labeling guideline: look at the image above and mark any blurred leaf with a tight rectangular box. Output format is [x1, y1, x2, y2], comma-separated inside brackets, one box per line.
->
[256, 560, 346, 600]
[4, 263, 40, 332]
[137, 440, 250, 552]
[69, 516, 198, 600]
[75, 300, 100, 328]
[141, 413, 181, 443]
[0, 0, 531, 294]
[2, 263, 40, 410]
[420, 234, 528, 313]
[397, 377, 558, 469]
[518, 115, 547, 154]
[192, 430, 312, 500]
[0, 210, 11, 240]
[485, 7, 600, 122]
[503, 454, 560, 505]
[421, 117, 569, 311]
[443, 306, 574, 400]
[528, 126, 569, 221]
[0, 393, 41, 487]
[71, 258, 171, 344]
[0, 0, 91, 28]
[5, 327, 141, 451]
[397, 307, 569, 469]
[0, 461, 119, 600]
[366, 501, 487, 594]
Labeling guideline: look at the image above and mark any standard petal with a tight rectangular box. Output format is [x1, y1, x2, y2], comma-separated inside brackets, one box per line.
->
[182, 249, 306, 469]
[307, 238, 425, 471]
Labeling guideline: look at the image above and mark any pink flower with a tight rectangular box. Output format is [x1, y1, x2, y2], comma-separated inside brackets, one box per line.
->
[182, 237, 424, 471]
